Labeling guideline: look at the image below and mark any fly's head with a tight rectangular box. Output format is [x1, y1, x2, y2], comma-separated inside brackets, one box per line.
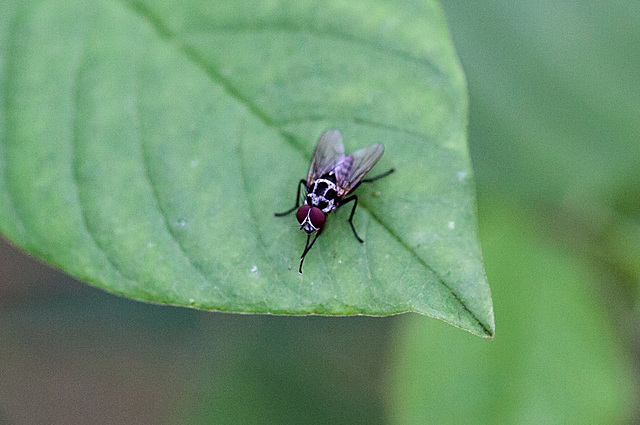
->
[296, 205, 326, 233]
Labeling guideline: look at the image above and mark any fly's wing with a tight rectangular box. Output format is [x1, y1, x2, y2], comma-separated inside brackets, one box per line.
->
[338, 143, 384, 193]
[307, 129, 345, 182]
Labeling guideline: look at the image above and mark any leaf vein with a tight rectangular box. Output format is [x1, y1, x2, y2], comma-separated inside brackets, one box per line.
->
[70, 36, 142, 288]
[187, 25, 445, 78]
[133, 70, 231, 301]
[278, 115, 437, 145]
[234, 118, 280, 310]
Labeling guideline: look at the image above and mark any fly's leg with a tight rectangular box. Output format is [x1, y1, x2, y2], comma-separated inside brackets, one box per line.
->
[340, 195, 364, 244]
[274, 179, 307, 216]
[361, 168, 395, 183]
[335, 169, 394, 243]
[299, 229, 323, 274]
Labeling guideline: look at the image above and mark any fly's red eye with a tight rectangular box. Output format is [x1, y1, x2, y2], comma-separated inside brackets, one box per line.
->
[296, 205, 310, 224]
[309, 207, 326, 229]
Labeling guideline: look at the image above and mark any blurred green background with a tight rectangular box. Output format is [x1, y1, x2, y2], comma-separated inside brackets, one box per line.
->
[1, 1, 638, 424]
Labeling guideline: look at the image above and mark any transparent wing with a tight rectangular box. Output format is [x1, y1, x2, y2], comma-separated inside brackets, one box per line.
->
[338, 143, 384, 192]
[307, 129, 345, 182]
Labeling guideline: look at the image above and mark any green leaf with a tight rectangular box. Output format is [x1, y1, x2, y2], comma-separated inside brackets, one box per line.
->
[388, 203, 636, 423]
[0, 0, 493, 336]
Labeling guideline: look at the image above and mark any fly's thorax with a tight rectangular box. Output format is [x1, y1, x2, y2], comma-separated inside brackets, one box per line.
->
[306, 173, 339, 213]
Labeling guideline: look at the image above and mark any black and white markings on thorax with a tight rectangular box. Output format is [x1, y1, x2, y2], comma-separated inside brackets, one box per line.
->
[306, 171, 339, 213]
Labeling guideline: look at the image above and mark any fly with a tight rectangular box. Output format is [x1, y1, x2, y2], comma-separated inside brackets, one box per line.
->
[275, 129, 394, 274]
